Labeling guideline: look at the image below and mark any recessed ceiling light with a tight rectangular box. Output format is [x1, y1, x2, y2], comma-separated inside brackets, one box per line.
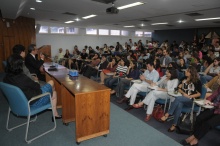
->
[36, 0, 42, 2]
[141, 23, 145, 27]
[118, 2, 145, 10]
[178, 20, 184, 23]
[124, 25, 135, 27]
[82, 14, 97, 19]
[65, 21, 74, 23]
[75, 18, 80, 21]
[151, 22, 168, 25]
[195, 17, 220, 21]
[30, 8, 35, 10]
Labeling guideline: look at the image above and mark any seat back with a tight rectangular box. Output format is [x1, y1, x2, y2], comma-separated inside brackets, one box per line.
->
[0, 82, 29, 116]
[182, 85, 207, 113]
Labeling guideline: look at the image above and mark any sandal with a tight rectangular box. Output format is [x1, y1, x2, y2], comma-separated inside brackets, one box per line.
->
[168, 124, 176, 132]
[132, 103, 143, 108]
[160, 114, 169, 122]
[144, 115, 151, 122]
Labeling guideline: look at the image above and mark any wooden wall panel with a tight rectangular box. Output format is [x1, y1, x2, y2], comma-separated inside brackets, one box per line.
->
[0, 16, 35, 72]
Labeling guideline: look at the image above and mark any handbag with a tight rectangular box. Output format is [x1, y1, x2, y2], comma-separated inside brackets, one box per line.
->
[176, 112, 196, 135]
[152, 105, 164, 121]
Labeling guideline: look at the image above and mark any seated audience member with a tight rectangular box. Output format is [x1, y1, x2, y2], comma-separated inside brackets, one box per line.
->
[80, 53, 100, 74]
[127, 50, 137, 61]
[191, 56, 201, 72]
[202, 56, 212, 71]
[160, 49, 172, 68]
[73, 45, 81, 55]
[25, 44, 46, 81]
[204, 73, 220, 98]
[83, 54, 108, 78]
[110, 61, 140, 97]
[77, 49, 88, 70]
[11, 44, 38, 82]
[154, 58, 163, 77]
[88, 46, 96, 58]
[180, 80, 220, 146]
[104, 59, 128, 89]
[62, 49, 71, 66]
[177, 57, 187, 72]
[184, 49, 191, 60]
[4, 55, 61, 120]
[168, 62, 178, 70]
[160, 66, 202, 132]
[207, 45, 216, 61]
[100, 58, 118, 84]
[132, 68, 178, 121]
[203, 57, 220, 81]
[155, 48, 163, 58]
[117, 61, 159, 110]
[55, 48, 64, 63]
[176, 51, 187, 64]
[68, 50, 79, 69]
[11, 44, 45, 86]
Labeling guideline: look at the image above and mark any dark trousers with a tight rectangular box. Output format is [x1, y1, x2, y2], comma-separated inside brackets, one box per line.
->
[193, 109, 220, 140]
[114, 78, 131, 98]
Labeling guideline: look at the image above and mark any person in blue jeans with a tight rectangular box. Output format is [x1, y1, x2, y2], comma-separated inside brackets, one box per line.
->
[4, 54, 62, 121]
[160, 66, 202, 132]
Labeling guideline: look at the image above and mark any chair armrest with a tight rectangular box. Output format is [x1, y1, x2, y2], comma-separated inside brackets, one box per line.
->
[28, 92, 51, 103]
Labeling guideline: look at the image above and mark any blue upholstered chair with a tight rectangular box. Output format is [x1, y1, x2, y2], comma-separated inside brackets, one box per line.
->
[0, 82, 56, 143]
[181, 85, 207, 115]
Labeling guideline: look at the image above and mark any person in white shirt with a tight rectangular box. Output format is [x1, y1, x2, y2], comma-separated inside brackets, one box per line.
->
[55, 48, 64, 63]
[132, 68, 178, 121]
[117, 61, 159, 110]
[204, 57, 220, 81]
[128, 39, 133, 47]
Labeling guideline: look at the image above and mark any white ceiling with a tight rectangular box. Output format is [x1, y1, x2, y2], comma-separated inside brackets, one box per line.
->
[0, 0, 220, 31]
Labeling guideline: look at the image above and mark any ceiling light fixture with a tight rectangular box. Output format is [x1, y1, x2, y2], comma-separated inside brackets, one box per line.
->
[36, 0, 42, 2]
[30, 8, 35, 10]
[118, 2, 144, 10]
[75, 18, 80, 21]
[124, 25, 135, 27]
[195, 17, 220, 21]
[178, 20, 183, 23]
[151, 22, 168, 25]
[82, 14, 97, 19]
[141, 23, 145, 27]
[65, 21, 74, 23]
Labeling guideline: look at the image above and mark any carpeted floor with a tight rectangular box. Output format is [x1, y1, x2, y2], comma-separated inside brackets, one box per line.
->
[0, 72, 219, 146]
[110, 94, 220, 146]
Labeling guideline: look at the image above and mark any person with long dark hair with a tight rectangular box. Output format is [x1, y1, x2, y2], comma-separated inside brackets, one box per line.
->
[160, 66, 202, 132]
[132, 68, 178, 121]
[4, 54, 61, 121]
[180, 79, 220, 146]
[110, 61, 140, 98]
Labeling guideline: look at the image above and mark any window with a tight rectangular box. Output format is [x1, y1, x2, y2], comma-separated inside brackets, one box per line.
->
[99, 29, 109, 35]
[144, 32, 152, 37]
[110, 30, 120, 36]
[39, 26, 49, 33]
[121, 30, 129, 36]
[135, 31, 143, 37]
[66, 27, 78, 34]
[86, 28, 97, 35]
[50, 27, 64, 34]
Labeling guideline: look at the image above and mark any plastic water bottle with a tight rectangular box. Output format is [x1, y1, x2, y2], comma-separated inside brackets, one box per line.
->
[200, 66, 203, 72]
